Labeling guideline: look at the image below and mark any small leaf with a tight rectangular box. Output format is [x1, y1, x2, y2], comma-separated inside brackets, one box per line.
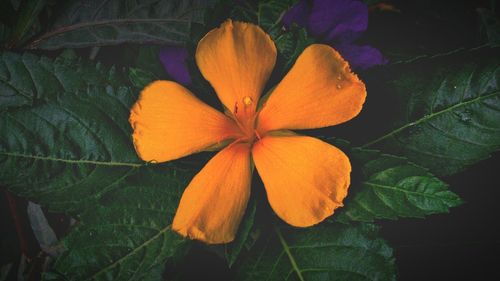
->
[230, 0, 298, 36]
[235, 223, 396, 281]
[363, 46, 500, 176]
[128, 67, 158, 89]
[338, 149, 463, 222]
[26, 0, 214, 50]
[274, 26, 315, 74]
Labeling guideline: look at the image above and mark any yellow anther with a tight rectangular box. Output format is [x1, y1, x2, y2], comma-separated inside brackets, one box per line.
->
[243, 96, 253, 106]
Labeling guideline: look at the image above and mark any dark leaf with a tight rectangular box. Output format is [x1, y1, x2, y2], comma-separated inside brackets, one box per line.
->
[48, 166, 192, 281]
[338, 149, 463, 222]
[0, 51, 142, 212]
[362, 46, 500, 176]
[235, 223, 396, 281]
[27, 0, 213, 50]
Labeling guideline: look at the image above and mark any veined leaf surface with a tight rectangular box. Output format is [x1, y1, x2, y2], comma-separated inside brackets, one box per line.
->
[26, 0, 213, 49]
[363, 47, 500, 176]
[235, 223, 396, 281]
[338, 149, 463, 222]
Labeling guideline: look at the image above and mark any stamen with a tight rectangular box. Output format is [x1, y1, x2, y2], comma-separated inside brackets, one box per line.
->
[254, 129, 262, 140]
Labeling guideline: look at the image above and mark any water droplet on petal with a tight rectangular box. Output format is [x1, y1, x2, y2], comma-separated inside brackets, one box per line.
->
[243, 96, 253, 106]
[337, 75, 343, 80]
[336, 84, 342, 89]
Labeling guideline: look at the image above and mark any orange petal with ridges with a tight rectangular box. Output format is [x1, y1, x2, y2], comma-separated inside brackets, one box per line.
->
[252, 135, 351, 227]
[196, 20, 276, 121]
[172, 143, 252, 244]
[257, 44, 366, 134]
[129, 81, 240, 163]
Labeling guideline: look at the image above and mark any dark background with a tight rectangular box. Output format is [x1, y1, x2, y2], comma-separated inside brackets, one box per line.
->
[1, 0, 499, 280]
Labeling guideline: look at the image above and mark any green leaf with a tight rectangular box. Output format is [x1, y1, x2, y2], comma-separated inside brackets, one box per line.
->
[128, 67, 158, 89]
[225, 197, 258, 267]
[338, 149, 463, 222]
[230, 0, 298, 36]
[48, 166, 193, 281]
[7, 0, 46, 48]
[235, 223, 396, 281]
[274, 26, 315, 74]
[26, 0, 213, 50]
[0, 51, 145, 212]
[362, 46, 500, 176]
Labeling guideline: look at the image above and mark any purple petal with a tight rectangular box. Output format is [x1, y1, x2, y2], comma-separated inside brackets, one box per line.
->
[282, 0, 311, 28]
[159, 46, 191, 85]
[307, 0, 368, 41]
[334, 43, 388, 70]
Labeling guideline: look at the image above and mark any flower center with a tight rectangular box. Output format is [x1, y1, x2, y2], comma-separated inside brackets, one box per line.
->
[233, 96, 260, 144]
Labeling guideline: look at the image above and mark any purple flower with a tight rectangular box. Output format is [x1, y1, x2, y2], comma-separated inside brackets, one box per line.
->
[159, 46, 192, 85]
[283, 0, 387, 70]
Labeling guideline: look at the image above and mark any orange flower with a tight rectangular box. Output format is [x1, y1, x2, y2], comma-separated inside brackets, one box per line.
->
[129, 20, 366, 244]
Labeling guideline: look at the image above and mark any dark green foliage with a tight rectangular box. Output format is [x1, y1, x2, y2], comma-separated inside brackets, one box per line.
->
[235, 223, 396, 281]
[338, 149, 463, 222]
[26, 0, 213, 50]
[363, 47, 500, 176]
[47, 167, 193, 281]
[0, 51, 143, 212]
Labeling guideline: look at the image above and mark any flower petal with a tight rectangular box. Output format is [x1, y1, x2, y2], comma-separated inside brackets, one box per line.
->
[196, 20, 277, 119]
[335, 43, 388, 70]
[252, 135, 351, 227]
[257, 44, 366, 134]
[172, 143, 252, 244]
[129, 81, 240, 162]
[159, 46, 192, 85]
[308, 0, 368, 41]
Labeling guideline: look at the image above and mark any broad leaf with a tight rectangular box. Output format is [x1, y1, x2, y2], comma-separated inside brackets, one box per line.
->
[235, 223, 396, 281]
[0, 51, 142, 212]
[362, 46, 500, 176]
[47, 166, 192, 281]
[338, 149, 463, 222]
[26, 0, 213, 50]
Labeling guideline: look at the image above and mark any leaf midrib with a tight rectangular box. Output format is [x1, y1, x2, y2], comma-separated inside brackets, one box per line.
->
[27, 18, 194, 49]
[0, 152, 143, 167]
[275, 227, 305, 281]
[362, 90, 500, 148]
[364, 181, 448, 201]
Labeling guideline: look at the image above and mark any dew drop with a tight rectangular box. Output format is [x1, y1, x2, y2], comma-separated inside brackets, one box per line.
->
[243, 96, 253, 106]
[336, 84, 342, 89]
[337, 74, 343, 80]
[456, 109, 472, 123]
